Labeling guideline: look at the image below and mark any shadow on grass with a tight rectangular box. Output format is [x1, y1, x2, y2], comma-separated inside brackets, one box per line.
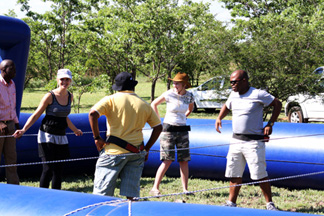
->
[20, 107, 38, 111]
[63, 174, 94, 193]
[140, 176, 177, 187]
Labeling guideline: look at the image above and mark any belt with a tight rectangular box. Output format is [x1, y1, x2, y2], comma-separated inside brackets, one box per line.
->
[162, 123, 191, 132]
[1, 120, 13, 124]
[106, 135, 144, 153]
[233, 133, 269, 142]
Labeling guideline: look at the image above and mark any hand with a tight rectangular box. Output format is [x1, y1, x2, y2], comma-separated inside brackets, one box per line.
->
[95, 138, 107, 152]
[144, 150, 149, 162]
[263, 125, 272, 136]
[0, 122, 8, 135]
[13, 129, 25, 138]
[74, 129, 83, 136]
[215, 118, 222, 133]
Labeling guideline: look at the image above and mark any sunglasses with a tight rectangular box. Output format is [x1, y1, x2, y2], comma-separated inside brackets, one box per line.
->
[230, 79, 243, 85]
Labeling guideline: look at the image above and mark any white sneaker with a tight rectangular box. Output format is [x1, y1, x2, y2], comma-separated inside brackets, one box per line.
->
[266, 202, 279, 211]
[223, 200, 237, 207]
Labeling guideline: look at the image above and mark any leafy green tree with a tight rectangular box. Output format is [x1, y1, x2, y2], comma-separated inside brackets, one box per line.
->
[18, 0, 101, 81]
[85, 0, 233, 101]
[220, 0, 324, 102]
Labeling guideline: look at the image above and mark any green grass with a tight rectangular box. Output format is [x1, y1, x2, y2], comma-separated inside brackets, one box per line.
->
[16, 79, 321, 214]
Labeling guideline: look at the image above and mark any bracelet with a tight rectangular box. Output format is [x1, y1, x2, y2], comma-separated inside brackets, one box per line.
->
[267, 121, 274, 127]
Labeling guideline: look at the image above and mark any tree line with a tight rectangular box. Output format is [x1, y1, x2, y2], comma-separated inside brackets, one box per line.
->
[6, 0, 324, 112]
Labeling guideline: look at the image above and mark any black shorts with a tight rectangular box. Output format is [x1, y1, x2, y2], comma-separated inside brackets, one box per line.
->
[38, 142, 70, 161]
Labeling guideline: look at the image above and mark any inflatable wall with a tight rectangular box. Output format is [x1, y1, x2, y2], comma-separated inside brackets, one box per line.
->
[14, 113, 324, 190]
[0, 15, 30, 116]
[0, 183, 316, 216]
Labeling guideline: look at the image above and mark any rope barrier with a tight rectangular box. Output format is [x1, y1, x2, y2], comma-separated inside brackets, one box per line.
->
[63, 169, 324, 215]
[0, 127, 324, 168]
[133, 170, 324, 201]
[63, 199, 128, 216]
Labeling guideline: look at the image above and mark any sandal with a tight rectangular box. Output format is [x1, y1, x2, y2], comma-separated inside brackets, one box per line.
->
[149, 189, 161, 196]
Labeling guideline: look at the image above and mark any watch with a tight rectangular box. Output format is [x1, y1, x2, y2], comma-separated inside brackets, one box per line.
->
[267, 121, 274, 127]
[94, 136, 101, 140]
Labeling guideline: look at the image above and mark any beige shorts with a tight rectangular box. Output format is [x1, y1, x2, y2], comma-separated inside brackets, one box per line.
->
[225, 138, 268, 180]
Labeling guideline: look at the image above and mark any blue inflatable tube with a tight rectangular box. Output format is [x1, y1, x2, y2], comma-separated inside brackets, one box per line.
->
[0, 15, 30, 116]
[0, 183, 315, 216]
[12, 113, 324, 190]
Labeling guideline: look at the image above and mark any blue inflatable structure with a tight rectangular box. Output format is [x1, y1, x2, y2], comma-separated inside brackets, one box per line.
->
[15, 113, 324, 191]
[0, 15, 323, 216]
[0, 15, 30, 116]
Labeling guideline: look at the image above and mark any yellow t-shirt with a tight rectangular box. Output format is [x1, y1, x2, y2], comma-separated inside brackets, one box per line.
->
[91, 91, 161, 154]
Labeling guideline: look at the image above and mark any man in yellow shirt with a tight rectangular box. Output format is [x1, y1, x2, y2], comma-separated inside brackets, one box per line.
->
[89, 72, 162, 200]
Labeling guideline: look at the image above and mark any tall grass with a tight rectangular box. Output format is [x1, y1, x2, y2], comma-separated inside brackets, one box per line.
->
[13, 77, 321, 214]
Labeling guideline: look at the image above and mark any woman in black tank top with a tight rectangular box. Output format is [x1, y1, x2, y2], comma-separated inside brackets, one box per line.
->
[14, 69, 83, 189]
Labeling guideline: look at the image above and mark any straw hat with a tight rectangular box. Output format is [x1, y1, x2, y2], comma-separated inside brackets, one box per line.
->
[169, 72, 191, 88]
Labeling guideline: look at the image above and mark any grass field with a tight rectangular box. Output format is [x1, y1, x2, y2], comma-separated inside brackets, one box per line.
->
[8, 77, 324, 215]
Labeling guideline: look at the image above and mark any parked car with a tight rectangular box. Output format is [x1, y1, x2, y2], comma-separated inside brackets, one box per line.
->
[188, 76, 231, 112]
[285, 67, 324, 123]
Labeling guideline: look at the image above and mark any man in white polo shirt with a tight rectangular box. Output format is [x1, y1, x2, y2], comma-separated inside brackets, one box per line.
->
[215, 69, 282, 210]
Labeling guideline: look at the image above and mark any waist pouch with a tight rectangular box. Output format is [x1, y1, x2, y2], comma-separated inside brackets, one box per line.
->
[40, 115, 67, 135]
[233, 133, 269, 142]
[162, 123, 191, 132]
[106, 135, 144, 153]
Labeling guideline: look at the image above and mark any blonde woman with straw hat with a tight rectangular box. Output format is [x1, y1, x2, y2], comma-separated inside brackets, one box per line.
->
[149, 72, 194, 196]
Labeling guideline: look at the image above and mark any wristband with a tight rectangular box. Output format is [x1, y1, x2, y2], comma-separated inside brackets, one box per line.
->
[94, 136, 101, 140]
[267, 121, 274, 127]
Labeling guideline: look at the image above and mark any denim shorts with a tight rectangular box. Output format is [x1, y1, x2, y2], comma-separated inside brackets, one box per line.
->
[93, 150, 146, 197]
[225, 138, 268, 180]
[159, 131, 190, 162]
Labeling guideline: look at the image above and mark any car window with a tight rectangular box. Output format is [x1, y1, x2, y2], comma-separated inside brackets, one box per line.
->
[223, 77, 231, 89]
[314, 67, 324, 75]
[201, 78, 221, 91]
[319, 78, 324, 88]
[200, 77, 231, 91]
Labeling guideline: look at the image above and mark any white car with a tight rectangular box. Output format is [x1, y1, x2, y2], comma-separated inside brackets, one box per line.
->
[285, 67, 324, 123]
[188, 76, 231, 112]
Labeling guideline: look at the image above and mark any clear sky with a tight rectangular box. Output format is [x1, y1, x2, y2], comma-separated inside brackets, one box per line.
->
[0, 0, 232, 22]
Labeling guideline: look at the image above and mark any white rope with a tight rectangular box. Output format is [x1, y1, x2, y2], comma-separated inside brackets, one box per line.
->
[128, 200, 132, 216]
[63, 199, 128, 216]
[133, 170, 324, 201]
[62, 170, 324, 215]
[0, 129, 324, 168]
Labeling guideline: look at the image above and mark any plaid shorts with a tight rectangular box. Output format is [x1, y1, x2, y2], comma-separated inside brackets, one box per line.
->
[160, 131, 190, 162]
[93, 150, 146, 197]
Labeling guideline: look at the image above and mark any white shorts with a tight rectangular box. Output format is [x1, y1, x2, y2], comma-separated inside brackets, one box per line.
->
[225, 138, 268, 180]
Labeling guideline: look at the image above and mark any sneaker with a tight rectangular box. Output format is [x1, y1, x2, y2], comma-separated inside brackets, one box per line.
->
[266, 202, 279, 211]
[223, 200, 237, 207]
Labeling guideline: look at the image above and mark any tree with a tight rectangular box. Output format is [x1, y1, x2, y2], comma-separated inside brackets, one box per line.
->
[18, 0, 101, 81]
[220, 0, 324, 102]
[86, 0, 233, 101]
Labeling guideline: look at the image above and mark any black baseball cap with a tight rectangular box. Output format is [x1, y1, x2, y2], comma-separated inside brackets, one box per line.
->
[112, 72, 138, 91]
